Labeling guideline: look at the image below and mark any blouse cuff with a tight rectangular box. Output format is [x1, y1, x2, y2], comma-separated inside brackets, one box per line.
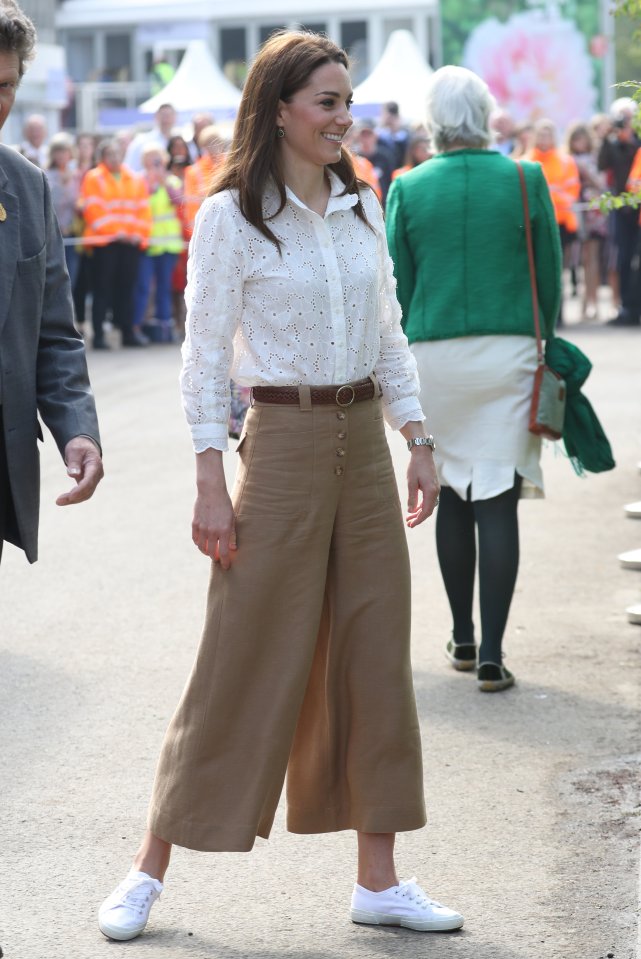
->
[190, 423, 229, 454]
[384, 397, 425, 432]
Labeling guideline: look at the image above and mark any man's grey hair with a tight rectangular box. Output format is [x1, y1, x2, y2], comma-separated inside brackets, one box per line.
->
[425, 66, 496, 152]
[0, 1, 36, 77]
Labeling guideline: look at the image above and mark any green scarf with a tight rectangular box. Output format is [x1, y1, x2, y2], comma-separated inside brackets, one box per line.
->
[545, 337, 615, 476]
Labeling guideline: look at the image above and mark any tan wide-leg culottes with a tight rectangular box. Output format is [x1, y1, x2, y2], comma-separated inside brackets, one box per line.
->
[148, 390, 426, 852]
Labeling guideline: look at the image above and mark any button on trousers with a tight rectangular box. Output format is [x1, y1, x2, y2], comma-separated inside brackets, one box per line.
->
[148, 394, 426, 851]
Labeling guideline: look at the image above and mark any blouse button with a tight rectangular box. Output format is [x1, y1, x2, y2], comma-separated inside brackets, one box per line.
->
[336, 448, 345, 457]
[336, 411, 346, 420]
[334, 466, 344, 476]
[337, 431, 346, 440]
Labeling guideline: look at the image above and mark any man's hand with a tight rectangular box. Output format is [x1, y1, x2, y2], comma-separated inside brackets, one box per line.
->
[57, 436, 104, 506]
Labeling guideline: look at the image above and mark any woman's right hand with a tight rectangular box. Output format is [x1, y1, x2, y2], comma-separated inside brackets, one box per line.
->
[192, 449, 237, 567]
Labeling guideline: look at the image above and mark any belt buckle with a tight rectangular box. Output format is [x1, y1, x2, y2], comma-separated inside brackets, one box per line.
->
[335, 384, 356, 407]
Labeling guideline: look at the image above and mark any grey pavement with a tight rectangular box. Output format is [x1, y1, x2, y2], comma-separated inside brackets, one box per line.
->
[1, 321, 640, 959]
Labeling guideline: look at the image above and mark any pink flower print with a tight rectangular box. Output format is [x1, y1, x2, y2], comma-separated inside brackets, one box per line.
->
[463, 11, 597, 130]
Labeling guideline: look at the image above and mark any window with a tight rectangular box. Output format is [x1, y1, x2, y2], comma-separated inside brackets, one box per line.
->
[341, 21, 368, 83]
[105, 33, 132, 82]
[296, 23, 327, 35]
[220, 27, 247, 88]
[259, 24, 287, 45]
[68, 34, 95, 83]
[221, 27, 247, 66]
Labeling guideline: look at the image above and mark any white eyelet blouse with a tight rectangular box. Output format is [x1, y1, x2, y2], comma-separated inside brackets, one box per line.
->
[180, 170, 424, 452]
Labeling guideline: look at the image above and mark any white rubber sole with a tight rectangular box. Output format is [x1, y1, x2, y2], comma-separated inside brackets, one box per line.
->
[445, 644, 477, 672]
[98, 919, 147, 941]
[446, 655, 476, 672]
[351, 908, 464, 931]
[627, 604, 641, 625]
[618, 549, 641, 570]
[624, 502, 641, 519]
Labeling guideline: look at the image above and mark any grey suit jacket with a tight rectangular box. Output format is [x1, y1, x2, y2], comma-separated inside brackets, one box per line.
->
[0, 145, 101, 563]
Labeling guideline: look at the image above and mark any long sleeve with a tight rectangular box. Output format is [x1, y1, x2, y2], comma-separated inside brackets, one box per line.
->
[364, 192, 424, 429]
[385, 177, 416, 327]
[180, 194, 245, 452]
[531, 166, 563, 338]
[36, 172, 100, 455]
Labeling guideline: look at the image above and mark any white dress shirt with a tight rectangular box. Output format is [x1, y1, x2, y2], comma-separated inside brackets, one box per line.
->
[181, 170, 424, 452]
[124, 126, 175, 172]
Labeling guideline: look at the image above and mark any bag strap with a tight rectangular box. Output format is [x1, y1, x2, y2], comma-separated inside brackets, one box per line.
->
[516, 161, 544, 365]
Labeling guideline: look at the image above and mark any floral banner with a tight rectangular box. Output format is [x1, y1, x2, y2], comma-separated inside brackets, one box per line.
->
[442, 1, 603, 131]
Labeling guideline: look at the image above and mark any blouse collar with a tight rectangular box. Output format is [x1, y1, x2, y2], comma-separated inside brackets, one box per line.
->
[265, 169, 359, 218]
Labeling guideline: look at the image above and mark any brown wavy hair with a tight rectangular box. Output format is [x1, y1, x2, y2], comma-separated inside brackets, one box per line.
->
[210, 30, 370, 250]
[0, 0, 36, 76]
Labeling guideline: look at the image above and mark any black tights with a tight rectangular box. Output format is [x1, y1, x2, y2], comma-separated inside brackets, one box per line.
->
[435, 475, 522, 664]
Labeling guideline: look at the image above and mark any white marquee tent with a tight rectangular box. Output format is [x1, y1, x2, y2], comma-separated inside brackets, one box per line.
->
[139, 39, 242, 114]
[352, 30, 433, 123]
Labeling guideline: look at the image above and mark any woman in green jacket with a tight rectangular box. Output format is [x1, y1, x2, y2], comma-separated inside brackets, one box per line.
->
[386, 66, 562, 692]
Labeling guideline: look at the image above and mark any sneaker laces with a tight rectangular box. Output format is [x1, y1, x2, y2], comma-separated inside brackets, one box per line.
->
[115, 878, 161, 915]
[396, 878, 443, 910]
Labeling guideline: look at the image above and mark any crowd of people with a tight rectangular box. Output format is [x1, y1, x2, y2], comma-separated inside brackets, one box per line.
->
[0, 0, 626, 947]
[10, 90, 641, 351]
[11, 104, 228, 349]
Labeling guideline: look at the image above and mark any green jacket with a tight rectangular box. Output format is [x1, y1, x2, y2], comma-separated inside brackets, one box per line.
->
[385, 149, 562, 343]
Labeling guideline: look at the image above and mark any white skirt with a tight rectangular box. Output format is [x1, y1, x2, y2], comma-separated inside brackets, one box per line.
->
[412, 336, 544, 501]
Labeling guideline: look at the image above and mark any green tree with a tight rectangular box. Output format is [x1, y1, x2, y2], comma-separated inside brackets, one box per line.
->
[614, 1, 641, 87]
[599, 0, 641, 212]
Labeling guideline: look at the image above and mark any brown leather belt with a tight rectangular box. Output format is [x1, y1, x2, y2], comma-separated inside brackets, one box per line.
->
[252, 377, 376, 407]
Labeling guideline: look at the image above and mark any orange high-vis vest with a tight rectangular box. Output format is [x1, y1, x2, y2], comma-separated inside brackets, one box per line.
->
[528, 148, 580, 233]
[184, 154, 224, 235]
[626, 147, 641, 198]
[351, 154, 382, 201]
[80, 163, 152, 247]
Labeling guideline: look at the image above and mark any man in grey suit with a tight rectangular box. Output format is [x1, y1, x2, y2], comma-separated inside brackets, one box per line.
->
[0, 0, 103, 563]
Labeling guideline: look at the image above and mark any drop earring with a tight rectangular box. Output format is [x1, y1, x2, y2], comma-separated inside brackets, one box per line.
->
[276, 127, 285, 138]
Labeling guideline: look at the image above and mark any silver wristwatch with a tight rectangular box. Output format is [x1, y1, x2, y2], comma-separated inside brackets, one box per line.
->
[407, 435, 436, 452]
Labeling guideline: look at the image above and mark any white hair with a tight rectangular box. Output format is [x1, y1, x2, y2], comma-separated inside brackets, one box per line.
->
[425, 66, 496, 151]
[610, 97, 638, 121]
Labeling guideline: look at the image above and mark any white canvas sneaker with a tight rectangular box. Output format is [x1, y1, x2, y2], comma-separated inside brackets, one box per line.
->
[98, 869, 163, 941]
[351, 878, 464, 932]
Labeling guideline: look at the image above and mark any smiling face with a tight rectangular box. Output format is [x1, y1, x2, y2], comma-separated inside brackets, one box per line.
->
[276, 61, 353, 172]
[0, 51, 20, 133]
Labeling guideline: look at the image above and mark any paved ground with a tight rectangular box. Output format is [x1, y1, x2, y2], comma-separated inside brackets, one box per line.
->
[1, 318, 640, 959]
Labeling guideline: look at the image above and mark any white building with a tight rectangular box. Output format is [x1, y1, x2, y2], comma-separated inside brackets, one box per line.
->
[1, 0, 68, 144]
[56, 0, 441, 88]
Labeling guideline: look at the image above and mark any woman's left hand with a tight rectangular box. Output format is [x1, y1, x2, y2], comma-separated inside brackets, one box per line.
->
[406, 448, 440, 527]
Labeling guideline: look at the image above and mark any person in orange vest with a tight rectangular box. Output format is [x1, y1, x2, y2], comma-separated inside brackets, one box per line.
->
[527, 119, 580, 325]
[343, 126, 382, 199]
[351, 152, 382, 200]
[183, 124, 226, 238]
[391, 133, 432, 180]
[80, 138, 152, 348]
[621, 146, 641, 325]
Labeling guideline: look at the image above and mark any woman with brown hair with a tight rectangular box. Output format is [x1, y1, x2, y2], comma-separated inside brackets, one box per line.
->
[98, 30, 462, 941]
[567, 122, 608, 321]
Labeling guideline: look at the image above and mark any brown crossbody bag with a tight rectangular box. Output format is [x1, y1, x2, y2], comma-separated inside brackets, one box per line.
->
[516, 161, 566, 441]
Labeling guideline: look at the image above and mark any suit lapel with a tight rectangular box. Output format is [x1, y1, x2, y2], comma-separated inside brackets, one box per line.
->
[0, 160, 20, 338]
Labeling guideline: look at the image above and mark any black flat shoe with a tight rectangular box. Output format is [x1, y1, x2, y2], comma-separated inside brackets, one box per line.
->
[445, 638, 477, 671]
[477, 662, 515, 692]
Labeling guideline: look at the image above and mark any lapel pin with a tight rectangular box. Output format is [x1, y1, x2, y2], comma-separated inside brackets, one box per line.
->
[0, 203, 6, 222]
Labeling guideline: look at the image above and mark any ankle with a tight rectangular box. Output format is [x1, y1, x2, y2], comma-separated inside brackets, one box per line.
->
[132, 835, 171, 883]
[357, 872, 398, 893]
[131, 858, 167, 883]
